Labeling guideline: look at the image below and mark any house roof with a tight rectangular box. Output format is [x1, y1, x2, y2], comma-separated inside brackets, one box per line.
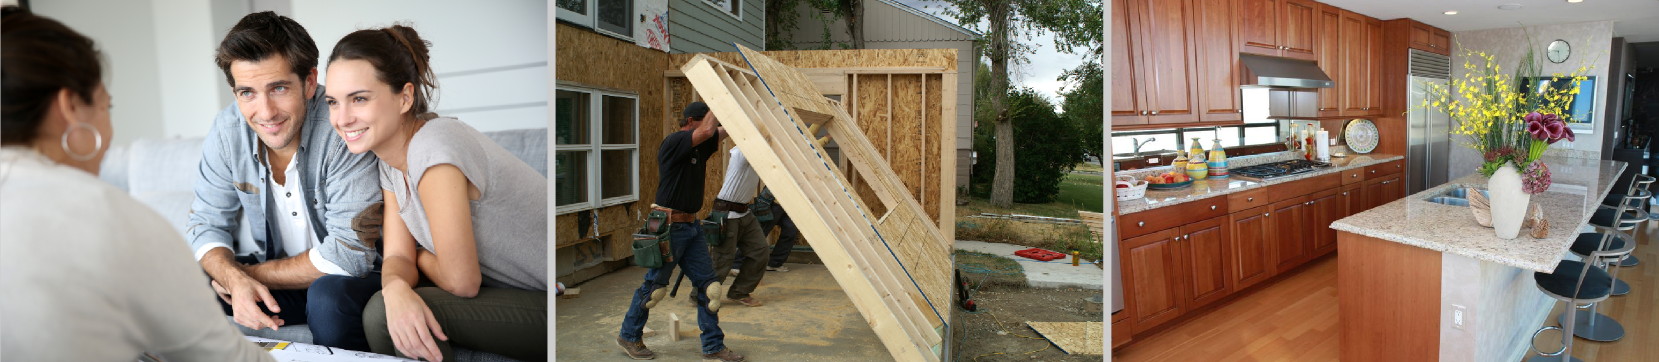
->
[879, 0, 981, 38]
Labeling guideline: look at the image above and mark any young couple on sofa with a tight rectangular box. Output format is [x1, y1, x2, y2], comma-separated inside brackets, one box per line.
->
[0, 9, 545, 361]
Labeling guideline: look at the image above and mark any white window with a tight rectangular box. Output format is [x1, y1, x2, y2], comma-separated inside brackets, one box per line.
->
[703, 0, 741, 20]
[556, 85, 639, 214]
[556, 0, 633, 40]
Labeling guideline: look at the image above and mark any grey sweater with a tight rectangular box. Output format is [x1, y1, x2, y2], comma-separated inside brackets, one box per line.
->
[380, 118, 548, 291]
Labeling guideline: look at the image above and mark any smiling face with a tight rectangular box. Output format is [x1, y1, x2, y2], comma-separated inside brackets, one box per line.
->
[324, 59, 412, 154]
[229, 55, 314, 153]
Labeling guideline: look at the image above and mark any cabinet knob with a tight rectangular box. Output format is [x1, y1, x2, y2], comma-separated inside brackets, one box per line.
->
[1151, 111, 1160, 115]
[1138, 221, 1145, 227]
[1351, 173, 1358, 178]
[1266, 212, 1272, 217]
[1342, 192, 1349, 195]
[1370, 170, 1377, 174]
[1248, 197, 1255, 202]
[1211, 205, 1218, 210]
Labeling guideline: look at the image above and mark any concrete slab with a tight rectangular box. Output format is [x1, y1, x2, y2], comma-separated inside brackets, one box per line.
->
[555, 263, 894, 361]
[954, 240, 1105, 290]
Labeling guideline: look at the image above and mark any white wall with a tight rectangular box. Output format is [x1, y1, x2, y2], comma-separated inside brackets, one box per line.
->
[294, 0, 548, 133]
[34, 0, 169, 146]
[1449, 21, 1616, 178]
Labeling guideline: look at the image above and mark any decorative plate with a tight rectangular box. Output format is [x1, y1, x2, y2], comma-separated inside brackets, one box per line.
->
[1343, 119, 1380, 154]
[1146, 179, 1194, 190]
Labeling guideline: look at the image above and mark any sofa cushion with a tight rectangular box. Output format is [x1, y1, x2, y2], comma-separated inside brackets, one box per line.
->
[483, 128, 547, 177]
[127, 137, 205, 194]
[98, 145, 130, 192]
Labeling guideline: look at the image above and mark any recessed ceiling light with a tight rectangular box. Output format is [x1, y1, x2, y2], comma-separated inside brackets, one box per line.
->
[1444, 10, 1459, 15]
[1498, 3, 1524, 10]
[1566, 0, 1584, 3]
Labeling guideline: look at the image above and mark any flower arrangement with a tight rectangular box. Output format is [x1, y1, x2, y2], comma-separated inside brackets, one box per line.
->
[1421, 43, 1590, 194]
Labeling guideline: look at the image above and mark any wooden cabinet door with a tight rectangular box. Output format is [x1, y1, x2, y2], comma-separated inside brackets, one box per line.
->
[1314, 4, 1342, 115]
[1237, 0, 1282, 56]
[1123, 228, 1186, 333]
[1342, 182, 1366, 213]
[1271, 196, 1311, 273]
[1229, 205, 1276, 290]
[1110, 0, 1149, 125]
[1381, 175, 1405, 203]
[1364, 17, 1383, 114]
[1408, 22, 1433, 50]
[1182, 216, 1233, 309]
[1431, 28, 1452, 54]
[1340, 10, 1366, 115]
[1193, 0, 1242, 123]
[1278, 0, 1318, 60]
[1309, 187, 1346, 256]
[1361, 177, 1385, 210]
[1136, 0, 1201, 124]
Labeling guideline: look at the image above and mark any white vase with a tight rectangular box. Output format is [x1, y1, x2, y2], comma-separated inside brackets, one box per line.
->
[1487, 163, 1531, 240]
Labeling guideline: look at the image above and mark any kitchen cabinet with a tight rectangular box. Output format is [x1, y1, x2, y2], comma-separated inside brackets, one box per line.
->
[1114, 0, 1200, 125]
[1239, 0, 1317, 61]
[1308, 187, 1348, 255]
[1363, 17, 1384, 112]
[1229, 205, 1276, 290]
[1271, 195, 1311, 273]
[1340, 10, 1368, 116]
[1314, 4, 1342, 115]
[1182, 216, 1233, 309]
[1359, 174, 1403, 210]
[1111, 311, 1132, 349]
[1110, 0, 1149, 126]
[1407, 20, 1451, 55]
[1193, 0, 1243, 122]
[1123, 228, 1185, 333]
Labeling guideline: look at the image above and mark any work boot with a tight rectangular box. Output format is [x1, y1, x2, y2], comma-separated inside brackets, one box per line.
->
[701, 348, 745, 362]
[705, 282, 724, 313]
[643, 287, 667, 309]
[729, 296, 763, 307]
[766, 265, 790, 272]
[617, 337, 655, 360]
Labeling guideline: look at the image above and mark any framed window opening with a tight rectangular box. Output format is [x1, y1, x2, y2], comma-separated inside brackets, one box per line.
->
[1110, 123, 1282, 157]
[702, 0, 742, 20]
[556, 85, 640, 214]
[556, 0, 633, 41]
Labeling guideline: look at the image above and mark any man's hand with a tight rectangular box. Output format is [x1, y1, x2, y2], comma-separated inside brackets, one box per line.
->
[220, 275, 286, 330]
[353, 201, 386, 250]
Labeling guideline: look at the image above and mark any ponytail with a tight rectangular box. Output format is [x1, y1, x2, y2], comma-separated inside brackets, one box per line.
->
[329, 23, 437, 116]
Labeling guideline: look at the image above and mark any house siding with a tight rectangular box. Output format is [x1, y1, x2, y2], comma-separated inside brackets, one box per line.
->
[669, 0, 765, 53]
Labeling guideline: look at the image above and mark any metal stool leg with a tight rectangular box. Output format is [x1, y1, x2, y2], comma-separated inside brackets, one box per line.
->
[1560, 254, 1626, 341]
[1530, 299, 1585, 362]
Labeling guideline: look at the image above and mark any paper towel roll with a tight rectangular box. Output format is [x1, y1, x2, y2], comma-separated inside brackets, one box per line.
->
[1316, 130, 1331, 161]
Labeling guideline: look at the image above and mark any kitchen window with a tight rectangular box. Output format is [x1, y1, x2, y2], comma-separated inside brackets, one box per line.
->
[1111, 122, 1282, 158]
[556, 86, 639, 214]
[703, 0, 742, 20]
[556, 0, 633, 40]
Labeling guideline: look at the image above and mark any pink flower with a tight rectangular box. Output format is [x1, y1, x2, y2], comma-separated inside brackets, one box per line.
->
[1545, 121, 1567, 142]
[1522, 161, 1552, 194]
[1527, 118, 1551, 141]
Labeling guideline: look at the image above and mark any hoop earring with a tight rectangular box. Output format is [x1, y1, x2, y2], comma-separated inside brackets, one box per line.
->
[60, 121, 104, 162]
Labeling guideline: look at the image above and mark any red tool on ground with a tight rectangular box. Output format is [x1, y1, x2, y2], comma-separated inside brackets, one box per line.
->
[1014, 248, 1066, 261]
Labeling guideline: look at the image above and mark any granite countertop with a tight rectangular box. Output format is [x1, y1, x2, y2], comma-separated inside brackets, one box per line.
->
[1329, 157, 1626, 273]
[1116, 151, 1405, 214]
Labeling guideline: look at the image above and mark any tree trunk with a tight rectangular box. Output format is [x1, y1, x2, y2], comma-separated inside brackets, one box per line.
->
[988, 0, 1015, 207]
[844, 0, 865, 49]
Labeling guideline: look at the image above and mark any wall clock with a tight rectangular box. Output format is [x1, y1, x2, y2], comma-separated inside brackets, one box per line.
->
[1547, 39, 1570, 63]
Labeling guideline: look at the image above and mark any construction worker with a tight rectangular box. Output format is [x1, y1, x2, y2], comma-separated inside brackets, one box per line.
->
[707, 147, 772, 307]
[754, 187, 800, 272]
[617, 102, 745, 362]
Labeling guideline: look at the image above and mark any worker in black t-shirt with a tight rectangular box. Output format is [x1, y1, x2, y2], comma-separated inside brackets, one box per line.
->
[617, 102, 745, 362]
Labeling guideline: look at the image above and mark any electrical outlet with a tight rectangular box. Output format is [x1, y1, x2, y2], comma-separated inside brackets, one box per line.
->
[1452, 304, 1468, 329]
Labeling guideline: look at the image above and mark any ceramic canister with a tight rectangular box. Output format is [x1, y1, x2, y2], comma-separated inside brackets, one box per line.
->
[1186, 160, 1209, 180]
[1208, 160, 1229, 178]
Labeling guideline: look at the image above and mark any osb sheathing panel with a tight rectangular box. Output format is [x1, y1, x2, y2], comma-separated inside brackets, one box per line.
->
[667, 48, 958, 72]
[922, 74, 943, 222]
[554, 23, 667, 250]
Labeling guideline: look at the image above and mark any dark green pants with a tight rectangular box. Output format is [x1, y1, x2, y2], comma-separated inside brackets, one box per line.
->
[710, 212, 771, 299]
[363, 286, 547, 361]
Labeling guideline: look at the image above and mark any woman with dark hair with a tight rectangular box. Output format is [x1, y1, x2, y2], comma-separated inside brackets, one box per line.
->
[0, 6, 273, 361]
[325, 24, 547, 362]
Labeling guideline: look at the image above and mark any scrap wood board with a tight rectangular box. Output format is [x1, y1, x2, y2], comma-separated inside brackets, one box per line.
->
[1025, 322, 1104, 355]
[681, 45, 952, 362]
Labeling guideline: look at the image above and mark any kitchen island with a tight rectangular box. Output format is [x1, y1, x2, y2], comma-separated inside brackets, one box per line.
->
[1329, 157, 1625, 362]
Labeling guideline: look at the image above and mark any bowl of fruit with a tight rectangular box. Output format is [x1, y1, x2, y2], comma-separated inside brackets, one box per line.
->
[1115, 176, 1149, 201]
[1144, 171, 1194, 190]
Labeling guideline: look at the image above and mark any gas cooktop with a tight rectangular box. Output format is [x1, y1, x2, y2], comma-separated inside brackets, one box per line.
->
[1231, 159, 1332, 181]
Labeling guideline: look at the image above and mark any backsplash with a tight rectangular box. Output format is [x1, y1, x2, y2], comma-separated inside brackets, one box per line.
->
[1115, 147, 1353, 181]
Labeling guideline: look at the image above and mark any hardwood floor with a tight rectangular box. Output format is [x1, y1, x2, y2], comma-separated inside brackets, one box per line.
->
[1112, 221, 1659, 361]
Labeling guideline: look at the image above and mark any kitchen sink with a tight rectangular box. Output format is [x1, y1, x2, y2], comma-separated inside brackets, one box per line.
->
[1425, 187, 1487, 206]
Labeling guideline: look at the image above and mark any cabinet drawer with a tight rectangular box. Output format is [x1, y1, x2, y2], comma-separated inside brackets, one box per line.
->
[1365, 159, 1404, 178]
[1119, 197, 1229, 239]
[1228, 188, 1271, 213]
[1339, 167, 1367, 185]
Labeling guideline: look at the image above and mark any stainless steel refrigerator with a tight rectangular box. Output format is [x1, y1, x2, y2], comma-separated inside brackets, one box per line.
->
[1407, 49, 1453, 194]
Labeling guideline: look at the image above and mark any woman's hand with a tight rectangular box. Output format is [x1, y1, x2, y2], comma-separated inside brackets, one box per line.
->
[383, 284, 448, 361]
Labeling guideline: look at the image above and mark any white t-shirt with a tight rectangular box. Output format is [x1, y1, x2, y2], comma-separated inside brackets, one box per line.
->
[716, 147, 762, 218]
[0, 147, 273, 361]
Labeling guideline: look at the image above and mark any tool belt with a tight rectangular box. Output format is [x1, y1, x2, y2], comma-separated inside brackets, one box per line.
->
[633, 206, 688, 269]
[711, 199, 749, 214]
[701, 210, 728, 247]
[649, 204, 698, 227]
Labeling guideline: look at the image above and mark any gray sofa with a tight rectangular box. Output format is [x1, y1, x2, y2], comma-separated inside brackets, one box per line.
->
[100, 128, 547, 361]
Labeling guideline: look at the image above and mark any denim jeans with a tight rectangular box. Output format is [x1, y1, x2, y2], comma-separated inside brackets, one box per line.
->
[619, 222, 725, 354]
[217, 273, 382, 351]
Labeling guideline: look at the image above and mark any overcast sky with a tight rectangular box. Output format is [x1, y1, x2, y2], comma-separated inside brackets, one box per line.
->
[894, 0, 1091, 109]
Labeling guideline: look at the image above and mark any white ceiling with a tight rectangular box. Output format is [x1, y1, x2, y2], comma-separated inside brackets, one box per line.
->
[1320, 0, 1659, 43]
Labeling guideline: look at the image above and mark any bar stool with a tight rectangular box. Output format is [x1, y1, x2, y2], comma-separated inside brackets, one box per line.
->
[1528, 259, 1613, 362]
[1601, 174, 1654, 267]
[1560, 193, 1647, 342]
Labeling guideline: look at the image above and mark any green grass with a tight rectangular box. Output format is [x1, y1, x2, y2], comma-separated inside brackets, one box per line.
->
[1056, 173, 1104, 213]
[954, 250, 1027, 288]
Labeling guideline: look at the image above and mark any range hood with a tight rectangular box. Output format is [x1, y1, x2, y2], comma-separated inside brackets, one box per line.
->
[1240, 53, 1334, 89]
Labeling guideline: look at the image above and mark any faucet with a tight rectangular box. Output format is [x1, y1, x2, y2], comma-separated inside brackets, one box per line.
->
[1131, 137, 1156, 157]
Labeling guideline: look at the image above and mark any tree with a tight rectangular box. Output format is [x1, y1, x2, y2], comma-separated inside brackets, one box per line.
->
[942, 0, 1102, 207]
[971, 88, 1084, 203]
[1060, 61, 1103, 161]
[764, 0, 865, 50]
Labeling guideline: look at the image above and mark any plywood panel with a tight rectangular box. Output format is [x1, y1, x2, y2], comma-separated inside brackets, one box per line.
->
[891, 74, 925, 207]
